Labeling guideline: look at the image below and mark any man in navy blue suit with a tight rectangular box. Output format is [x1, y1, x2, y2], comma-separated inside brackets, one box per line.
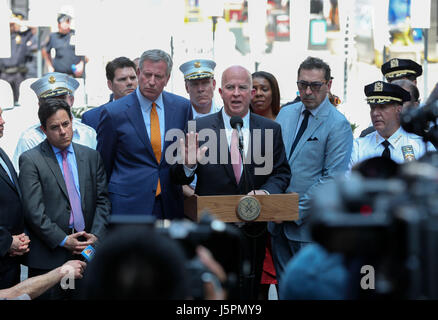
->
[0, 107, 30, 289]
[82, 57, 137, 130]
[97, 49, 191, 219]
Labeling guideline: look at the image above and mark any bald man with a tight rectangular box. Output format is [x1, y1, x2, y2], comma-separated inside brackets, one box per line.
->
[171, 65, 291, 299]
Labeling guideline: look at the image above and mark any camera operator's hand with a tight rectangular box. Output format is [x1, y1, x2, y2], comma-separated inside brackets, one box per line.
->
[63, 231, 93, 255]
[196, 246, 227, 300]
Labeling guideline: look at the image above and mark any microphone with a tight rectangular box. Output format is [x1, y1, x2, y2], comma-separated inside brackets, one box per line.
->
[81, 245, 95, 262]
[230, 116, 244, 151]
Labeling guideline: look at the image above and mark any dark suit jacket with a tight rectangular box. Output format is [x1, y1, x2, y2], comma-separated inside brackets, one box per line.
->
[82, 104, 106, 131]
[97, 90, 191, 219]
[171, 111, 291, 196]
[19, 140, 111, 270]
[82, 97, 112, 130]
[0, 148, 24, 274]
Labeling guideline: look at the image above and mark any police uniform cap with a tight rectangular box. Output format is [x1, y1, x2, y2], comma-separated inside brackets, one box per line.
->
[381, 58, 423, 81]
[364, 81, 411, 105]
[179, 59, 216, 81]
[31, 72, 79, 99]
[57, 13, 72, 23]
[9, 10, 25, 24]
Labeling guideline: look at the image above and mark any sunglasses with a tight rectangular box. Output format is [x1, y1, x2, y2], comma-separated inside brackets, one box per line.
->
[296, 80, 327, 92]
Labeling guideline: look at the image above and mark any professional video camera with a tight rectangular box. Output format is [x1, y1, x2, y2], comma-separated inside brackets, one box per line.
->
[154, 213, 244, 300]
[401, 100, 438, 147]
[309, 156, 438, 299]
[107, 212, 244, 300]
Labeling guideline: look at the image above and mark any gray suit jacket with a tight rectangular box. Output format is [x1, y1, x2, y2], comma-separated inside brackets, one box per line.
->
[268, 97, 353, 241]
[18, 140, 111, 269]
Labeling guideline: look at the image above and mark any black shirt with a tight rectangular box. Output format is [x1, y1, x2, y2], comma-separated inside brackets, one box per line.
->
[44, 30, 83, 75]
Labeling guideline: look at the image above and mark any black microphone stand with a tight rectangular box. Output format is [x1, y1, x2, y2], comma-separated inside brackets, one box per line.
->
[238, 142, 255, 196]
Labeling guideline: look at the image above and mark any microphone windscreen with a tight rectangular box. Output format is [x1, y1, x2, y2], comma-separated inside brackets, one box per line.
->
[230, 116, 243, 129]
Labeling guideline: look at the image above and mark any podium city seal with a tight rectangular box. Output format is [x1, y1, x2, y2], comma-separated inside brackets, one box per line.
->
[236, 196, 261, 222]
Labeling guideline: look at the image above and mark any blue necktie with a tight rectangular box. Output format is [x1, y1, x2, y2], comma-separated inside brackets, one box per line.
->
[289, 109, 310, 158]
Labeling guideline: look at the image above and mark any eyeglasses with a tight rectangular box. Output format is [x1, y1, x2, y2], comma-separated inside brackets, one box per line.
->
[296, 80, 327, 92]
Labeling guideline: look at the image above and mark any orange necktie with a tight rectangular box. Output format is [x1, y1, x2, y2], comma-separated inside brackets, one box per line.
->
[150, 102, 161, 196]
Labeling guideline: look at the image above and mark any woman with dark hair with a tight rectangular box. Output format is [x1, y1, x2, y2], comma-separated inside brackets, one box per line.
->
[250, 71, 280, 299]
[251, 71, 280, 120]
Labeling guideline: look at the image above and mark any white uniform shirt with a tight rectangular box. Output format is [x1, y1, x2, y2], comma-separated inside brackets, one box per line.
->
[13, 118, 96, 171]
[350, 126, 435, 169]
[191, 100, 221, 119]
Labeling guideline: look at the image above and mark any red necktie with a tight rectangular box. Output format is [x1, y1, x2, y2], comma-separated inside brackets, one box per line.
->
[150, 102, 161, 196]
[231, 129, 242, 184]
[61, 149, 85, 231]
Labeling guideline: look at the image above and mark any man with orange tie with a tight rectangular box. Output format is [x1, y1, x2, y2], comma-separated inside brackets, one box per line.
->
[97, 49, 191, 219]
[19, 99, 110, 299]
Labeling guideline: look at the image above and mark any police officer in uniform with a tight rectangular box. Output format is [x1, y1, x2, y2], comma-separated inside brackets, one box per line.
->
[179, 59, 221, 197]
[41, 13, 87, 78]
[360, 58, 423, 138]
[350, 81, 435, 169]
[12, 72, 96, 171]
[381, 58, 423, 84]
[0, 12, 37, 105]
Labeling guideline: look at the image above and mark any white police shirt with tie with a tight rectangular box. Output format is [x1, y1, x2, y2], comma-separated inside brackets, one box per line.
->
[349, 126, 436, 169]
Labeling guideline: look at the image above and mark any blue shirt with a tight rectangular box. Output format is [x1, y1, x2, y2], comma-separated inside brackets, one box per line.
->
[136, 87, 165, 151]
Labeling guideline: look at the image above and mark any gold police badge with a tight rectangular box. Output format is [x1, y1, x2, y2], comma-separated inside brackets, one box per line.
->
[236, 196, 261, 222]
[48, 76, 56, 84]
[194, 61, 201, 68]
[374, 81, 383, 92]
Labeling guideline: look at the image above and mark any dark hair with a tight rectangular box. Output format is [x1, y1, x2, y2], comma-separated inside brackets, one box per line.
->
[298, 56, 331, 81]
[79, 226, 189, 299]
[251, 71, 281, 117]
[38, 98, 72, 129]
[106, 57, 137, 81]
[391, 79, 419, 102]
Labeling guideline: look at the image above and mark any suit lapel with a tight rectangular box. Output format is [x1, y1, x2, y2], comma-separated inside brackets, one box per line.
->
[284, 104, 302, 155]
[41, 140, 69, 200]
[162, 92, 175, 164]
[73, 143, 87, 210]
[125, 94, 155, 159]
[211, 112, 236, 184]
[290, 99, 331, 162]
[0, 148, 18, 195]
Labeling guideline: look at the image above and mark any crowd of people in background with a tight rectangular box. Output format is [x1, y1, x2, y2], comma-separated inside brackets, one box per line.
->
[0, 8, 436, 301]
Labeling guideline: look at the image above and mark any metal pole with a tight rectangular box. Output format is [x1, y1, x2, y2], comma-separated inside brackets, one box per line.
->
[424, 28, 429, 99]
[37, 26, 42, 78]
[212, 16, 218, 59]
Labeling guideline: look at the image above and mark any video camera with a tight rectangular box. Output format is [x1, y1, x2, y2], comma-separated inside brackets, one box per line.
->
[108, 212, 244, 300]
[401, 100, 438, 146]
[309, 156, 438, 299]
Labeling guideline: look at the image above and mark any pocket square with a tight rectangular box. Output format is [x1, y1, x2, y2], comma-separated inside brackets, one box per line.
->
[307, 137, 318, 141]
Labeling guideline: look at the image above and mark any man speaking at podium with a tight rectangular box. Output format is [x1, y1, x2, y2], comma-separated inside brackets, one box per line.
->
[171, 65, 291, 299]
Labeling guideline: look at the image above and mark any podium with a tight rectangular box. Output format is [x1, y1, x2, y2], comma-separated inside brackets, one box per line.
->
[184, 193, 299, 223]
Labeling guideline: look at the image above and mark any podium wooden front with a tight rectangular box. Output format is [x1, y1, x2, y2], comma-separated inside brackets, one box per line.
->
[184, 193, 299, 223]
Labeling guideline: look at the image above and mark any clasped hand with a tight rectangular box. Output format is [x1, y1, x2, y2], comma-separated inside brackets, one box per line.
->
[64, 231, 97, 255]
